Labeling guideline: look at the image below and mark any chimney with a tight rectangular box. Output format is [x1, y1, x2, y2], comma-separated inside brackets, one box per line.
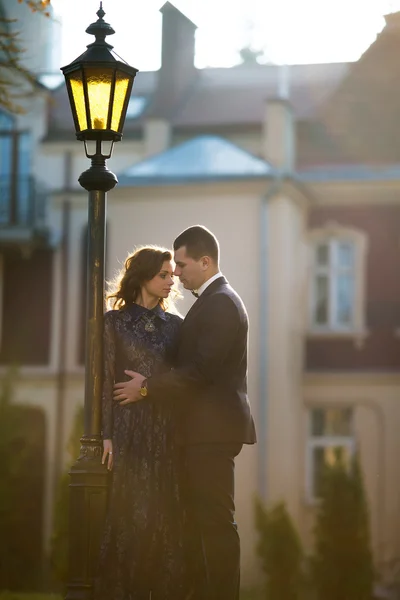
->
[384, 11, 400, 31]
[143, 119, 171, 157]
[263, 98, 296, 171]
[150, 2, 197, 115]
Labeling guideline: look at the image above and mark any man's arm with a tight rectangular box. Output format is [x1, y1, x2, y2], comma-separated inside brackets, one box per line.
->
[114, 294, 240, 404]
[149, 293, 240, 397]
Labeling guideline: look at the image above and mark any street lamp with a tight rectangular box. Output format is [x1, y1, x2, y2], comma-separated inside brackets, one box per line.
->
[60, 5, 138, 600]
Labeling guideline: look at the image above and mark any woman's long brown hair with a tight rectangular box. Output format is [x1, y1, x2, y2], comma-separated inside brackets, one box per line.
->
[106, 246, 174, 311]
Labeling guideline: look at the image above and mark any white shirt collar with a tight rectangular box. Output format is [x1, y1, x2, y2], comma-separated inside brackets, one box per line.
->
[196, 272, 223, 297]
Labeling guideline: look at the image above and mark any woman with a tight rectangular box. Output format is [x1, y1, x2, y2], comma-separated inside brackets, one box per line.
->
[95, 246, 188, 600]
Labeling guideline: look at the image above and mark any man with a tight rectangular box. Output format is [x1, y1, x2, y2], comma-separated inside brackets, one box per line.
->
[113, 225, 256, 600]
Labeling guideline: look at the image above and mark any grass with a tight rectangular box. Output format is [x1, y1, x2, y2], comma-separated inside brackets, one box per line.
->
[240, 588, 264, 600]
[0, 595, 62, 600]
[0, 591, 263, 600]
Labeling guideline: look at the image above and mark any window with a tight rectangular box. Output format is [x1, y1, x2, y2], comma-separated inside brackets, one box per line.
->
[308, 225, 367, 341]
[0, 111, 14, 223]
[0, 110, 32, 226]
[0, 110, 13, 130]
[306, 407, 355, 502]
[312, 239, 355, 329]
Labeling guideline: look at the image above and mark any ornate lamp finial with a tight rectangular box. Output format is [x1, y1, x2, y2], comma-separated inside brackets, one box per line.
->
[86, 2, 115, 48]
[97, 2, 105, 20]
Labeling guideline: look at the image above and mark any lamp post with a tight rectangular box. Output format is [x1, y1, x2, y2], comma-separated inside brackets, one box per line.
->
[60, 5, 137, 599]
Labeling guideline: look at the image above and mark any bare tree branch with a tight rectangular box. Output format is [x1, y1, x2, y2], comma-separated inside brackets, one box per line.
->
[0, 1, 52, 113]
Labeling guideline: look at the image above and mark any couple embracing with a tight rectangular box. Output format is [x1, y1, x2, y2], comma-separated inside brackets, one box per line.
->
[95, 225, 256, 600]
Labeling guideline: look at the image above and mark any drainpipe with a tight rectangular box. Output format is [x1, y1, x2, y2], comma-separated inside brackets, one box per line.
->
[258, 174, 283, 500]
[259, 94, 295, 500]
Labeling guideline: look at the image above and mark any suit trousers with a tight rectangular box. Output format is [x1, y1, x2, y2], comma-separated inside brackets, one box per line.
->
[183, 442, 243, 600]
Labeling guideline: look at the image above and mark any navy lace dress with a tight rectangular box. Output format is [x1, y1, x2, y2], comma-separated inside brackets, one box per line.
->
[95, 303, 188, 600]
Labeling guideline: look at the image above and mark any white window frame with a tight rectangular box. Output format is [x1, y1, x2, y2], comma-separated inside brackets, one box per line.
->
[305, 408, 356, 503]
[307, 223, 368, 345]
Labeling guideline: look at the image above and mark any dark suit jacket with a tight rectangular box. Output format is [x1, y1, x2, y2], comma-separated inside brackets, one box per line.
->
[148, 276, 257, 445]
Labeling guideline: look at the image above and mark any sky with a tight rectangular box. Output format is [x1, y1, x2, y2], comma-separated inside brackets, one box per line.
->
[51, 0, 400, 71]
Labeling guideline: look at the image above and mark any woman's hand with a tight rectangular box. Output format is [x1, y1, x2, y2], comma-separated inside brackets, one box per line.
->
[102, 439, 113, 471]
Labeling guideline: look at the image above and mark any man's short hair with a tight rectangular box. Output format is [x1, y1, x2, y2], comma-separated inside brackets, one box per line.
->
[173, 225, 219, 263]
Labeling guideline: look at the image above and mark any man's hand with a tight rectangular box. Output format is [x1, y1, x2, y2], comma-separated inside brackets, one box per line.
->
[113, 370, 146, 405]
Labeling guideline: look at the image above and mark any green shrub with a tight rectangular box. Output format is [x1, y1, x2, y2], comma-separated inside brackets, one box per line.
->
[240, 589, 264, 600]
[0, 372, 46, 591]
[312, 452, 374, 600]
[255, 498, 303, 600]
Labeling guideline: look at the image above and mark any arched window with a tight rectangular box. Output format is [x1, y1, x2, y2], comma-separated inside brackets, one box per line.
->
[306, 407, 355, 502]
[308, 223, 368, 343]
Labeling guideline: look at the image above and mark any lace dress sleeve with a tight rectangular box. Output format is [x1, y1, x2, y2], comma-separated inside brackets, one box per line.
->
[165, 314, 183, 367]
[102, 311, 116, 439]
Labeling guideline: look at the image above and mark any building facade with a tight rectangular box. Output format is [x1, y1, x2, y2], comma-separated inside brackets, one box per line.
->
[1, 0, 400, 588]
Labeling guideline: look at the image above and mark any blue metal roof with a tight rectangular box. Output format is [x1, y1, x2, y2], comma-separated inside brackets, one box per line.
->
[118, 135, 273, 186]
[299, 164, 400, 183]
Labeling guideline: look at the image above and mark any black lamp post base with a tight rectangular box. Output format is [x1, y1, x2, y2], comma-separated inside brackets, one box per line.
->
[65, 436, 109, 600]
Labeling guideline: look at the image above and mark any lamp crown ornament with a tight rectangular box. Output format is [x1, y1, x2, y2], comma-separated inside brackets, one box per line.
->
[86, 3, 115, 49]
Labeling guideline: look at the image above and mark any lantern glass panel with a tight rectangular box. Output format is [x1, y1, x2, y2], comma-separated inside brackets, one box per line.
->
[69, 70, 88, 132]
[111, 71, 131, 132]
[84, 139, 97, 156]
[85, 67, 113, 130]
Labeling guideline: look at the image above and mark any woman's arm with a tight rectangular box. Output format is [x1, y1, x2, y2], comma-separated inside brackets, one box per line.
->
[165, 314, 183, 369]
[102, 311, 116, 439]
